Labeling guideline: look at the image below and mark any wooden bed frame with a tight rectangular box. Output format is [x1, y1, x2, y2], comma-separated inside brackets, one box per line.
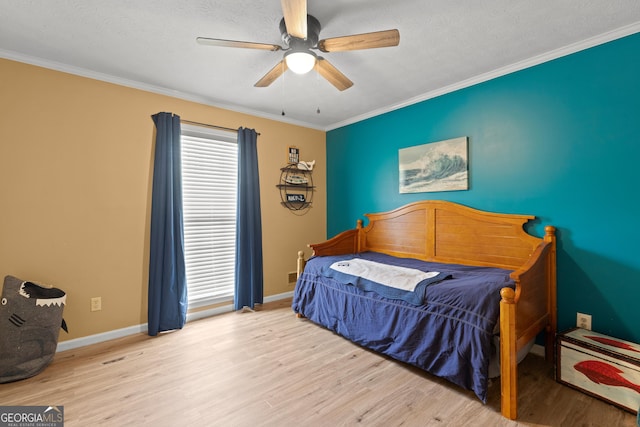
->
[296, 200, 556, 420]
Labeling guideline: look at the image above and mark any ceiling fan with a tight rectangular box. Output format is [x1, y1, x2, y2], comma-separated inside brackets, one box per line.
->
[196, 0, 400, 91]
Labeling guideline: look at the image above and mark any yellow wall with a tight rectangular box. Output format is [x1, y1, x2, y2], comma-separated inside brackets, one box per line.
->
[0, 58, 326, 342]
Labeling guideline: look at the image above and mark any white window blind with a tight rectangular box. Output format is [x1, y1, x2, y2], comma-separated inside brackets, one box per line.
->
[181, 125, 237, 308]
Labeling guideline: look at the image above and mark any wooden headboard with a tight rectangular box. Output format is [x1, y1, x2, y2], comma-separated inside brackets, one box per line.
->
[311, 200, 544, 270]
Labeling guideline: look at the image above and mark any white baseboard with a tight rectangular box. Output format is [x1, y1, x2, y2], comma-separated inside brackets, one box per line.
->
[56, 324, 148, 353]
[56, 291, 294, 353]
[264, 291, 294, 303]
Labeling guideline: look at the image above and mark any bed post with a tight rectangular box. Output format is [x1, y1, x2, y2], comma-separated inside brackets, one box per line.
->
[295, 251, 306, 318]
[356, 219, 364, 252]
[544, 226, 557, 363]
[296, 251, 306, 279]
[500, 287, 518, 420]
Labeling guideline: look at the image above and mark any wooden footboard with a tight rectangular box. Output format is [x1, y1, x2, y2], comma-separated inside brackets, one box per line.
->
[297, 200, 557, 420]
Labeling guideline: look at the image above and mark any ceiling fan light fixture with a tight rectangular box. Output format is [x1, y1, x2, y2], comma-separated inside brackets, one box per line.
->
[284, 50, 317, 74]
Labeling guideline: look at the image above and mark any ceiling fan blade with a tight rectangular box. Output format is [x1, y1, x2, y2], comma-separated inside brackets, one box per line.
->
[281, 0, 307, 39]
[315, 58, 353, 91]
[318, 29, 400, 52]
[255, 60, 288, 87]
[197, 37, 282, 51]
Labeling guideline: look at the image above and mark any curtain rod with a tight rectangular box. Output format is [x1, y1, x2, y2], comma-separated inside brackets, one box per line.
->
[181, 119, 260, 135]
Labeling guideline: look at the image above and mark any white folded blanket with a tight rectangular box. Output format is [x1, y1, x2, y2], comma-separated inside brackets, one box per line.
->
[330, 258, 440, 292]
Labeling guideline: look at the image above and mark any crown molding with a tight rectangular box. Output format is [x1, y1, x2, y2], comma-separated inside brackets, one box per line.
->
[0, 48, 325, 131]
[326, 22, 640, 131]
[2, 21, 638, 133]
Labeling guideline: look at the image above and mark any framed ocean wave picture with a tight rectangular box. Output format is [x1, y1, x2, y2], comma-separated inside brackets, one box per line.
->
[399, 137, 468, 193]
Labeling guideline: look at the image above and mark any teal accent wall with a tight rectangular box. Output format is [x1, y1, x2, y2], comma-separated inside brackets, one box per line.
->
[326, 33, 640, 343]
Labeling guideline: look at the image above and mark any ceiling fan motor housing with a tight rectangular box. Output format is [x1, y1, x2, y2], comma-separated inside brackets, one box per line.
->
[280, 15, 321, 49]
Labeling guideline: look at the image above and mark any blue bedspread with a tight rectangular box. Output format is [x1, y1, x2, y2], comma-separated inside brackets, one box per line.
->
[291, 251, 515, 403]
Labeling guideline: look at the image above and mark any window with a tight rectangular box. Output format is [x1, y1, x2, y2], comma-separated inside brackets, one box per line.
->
[181, 124, 237, 308]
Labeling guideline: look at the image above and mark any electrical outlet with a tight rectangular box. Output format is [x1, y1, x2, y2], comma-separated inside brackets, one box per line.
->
[577, 312, 592, 330]
[91, 297, 102, 312]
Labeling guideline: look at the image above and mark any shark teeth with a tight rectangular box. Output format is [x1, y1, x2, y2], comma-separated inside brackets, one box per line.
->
[36, 296, 66, 307]
[18, 283, 30, 299]
[19, 282, 67, 306]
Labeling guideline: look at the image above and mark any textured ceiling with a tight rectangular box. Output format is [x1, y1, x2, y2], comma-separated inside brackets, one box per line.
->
[1, 1, 639, 130]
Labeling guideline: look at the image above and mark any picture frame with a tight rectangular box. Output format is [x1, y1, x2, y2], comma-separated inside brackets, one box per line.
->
[399, 137, 468, 193]
[288, 146, 299, 164]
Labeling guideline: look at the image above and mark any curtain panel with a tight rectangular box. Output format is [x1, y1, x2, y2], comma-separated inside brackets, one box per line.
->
[148, 112, 188, 336]
[234, 127, 264, 310]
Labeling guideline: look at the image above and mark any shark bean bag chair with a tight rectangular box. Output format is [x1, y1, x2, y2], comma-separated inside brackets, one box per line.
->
[0, 275, 67, 383]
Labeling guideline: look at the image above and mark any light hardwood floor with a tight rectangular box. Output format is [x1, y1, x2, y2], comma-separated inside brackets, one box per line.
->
[0, 299, 636, 426]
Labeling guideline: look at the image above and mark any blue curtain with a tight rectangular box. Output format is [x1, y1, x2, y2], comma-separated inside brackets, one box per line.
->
[148, 112, 187, 336]
[234, 127, 264, 310]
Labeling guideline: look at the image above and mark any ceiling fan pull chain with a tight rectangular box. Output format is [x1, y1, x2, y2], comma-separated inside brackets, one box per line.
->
[281, 61, 286, 116]
[316, 70, 320, 114]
